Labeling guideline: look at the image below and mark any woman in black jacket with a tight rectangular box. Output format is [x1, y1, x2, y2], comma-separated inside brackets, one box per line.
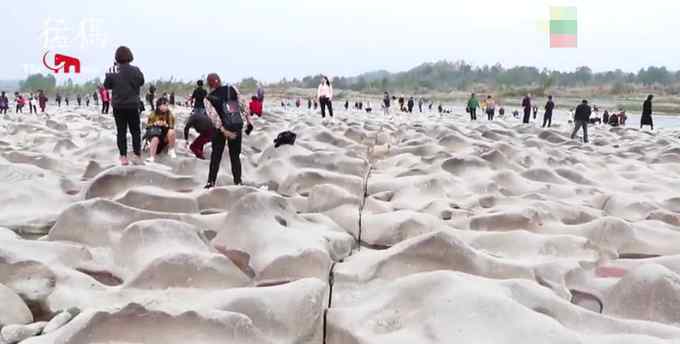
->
[203, 73, 254, 189]
[104, 46, 145, 166]
[641, 94, 654, 130]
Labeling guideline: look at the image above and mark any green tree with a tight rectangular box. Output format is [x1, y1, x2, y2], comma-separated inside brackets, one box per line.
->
[238, 77, 259, 92]
[20, 74, 56, 93]
[573, 66, 593, 85]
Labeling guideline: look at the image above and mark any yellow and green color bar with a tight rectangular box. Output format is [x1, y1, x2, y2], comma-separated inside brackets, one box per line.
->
[550, 6, 577, 48]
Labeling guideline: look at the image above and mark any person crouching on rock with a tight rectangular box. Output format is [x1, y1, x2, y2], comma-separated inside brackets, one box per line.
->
[144, 97, 177, 163]
[203, 73, 254, 189]
[249, 96, 263, 117]
[184, 104, 214, 160]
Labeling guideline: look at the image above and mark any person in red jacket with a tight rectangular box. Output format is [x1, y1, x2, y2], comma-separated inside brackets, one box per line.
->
[249, 96, 263, 117]
[99, 85, 111, 114]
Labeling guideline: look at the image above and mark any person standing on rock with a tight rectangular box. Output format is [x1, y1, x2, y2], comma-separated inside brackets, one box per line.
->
[383, 91, 391, 115]
[104, 46, 145, 166]
[203, 73, 254, 188]
[38, 90, 48, 113]
[0, 91, 8, 115]
[466, 93, 479, 120]
[256, 83, 265, 105]
[418, 98, 424, 112]
[146, 85, 156, 111]
[56, 93, 62, 107]
[28, 93, 37, 114]
[521, 93, 531, 124]
[485, 95, 496, 121]
[317, 76, 334, 119]
[93, 90, 99, 106]
[543, 95, 554, 128]
[189, 80, 207, 114]
[407, 97, 415, 113]
[77, 94, 82, 106]
[571, 99, 591, 143]
[14, 93, 24, 113]
[641, 95, 654, 130]
[99, 86, 110, 114]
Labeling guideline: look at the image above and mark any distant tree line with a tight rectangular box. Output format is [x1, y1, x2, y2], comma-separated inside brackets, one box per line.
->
[17, 74, 262, 99]
[16, 61, 680, 97]
[273, 61, 680, 94]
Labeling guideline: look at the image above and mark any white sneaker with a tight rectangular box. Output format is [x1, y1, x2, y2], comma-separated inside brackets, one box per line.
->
[169, 148, 177, 159]
[145, 157, 155, 163]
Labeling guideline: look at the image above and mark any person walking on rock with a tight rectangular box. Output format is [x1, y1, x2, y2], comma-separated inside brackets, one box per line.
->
[641, 94, 654, 130]
[99, 86, 110, 114]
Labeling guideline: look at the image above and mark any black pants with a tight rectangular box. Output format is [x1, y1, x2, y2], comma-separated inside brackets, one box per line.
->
[57, 100, 61, 107]
[113, 108, 142, 156]
[16, 105, 22, 113]
[571, 120, 588, 143]
[469, 108, 477, 120]
[102, 101, 110, 114]
[408, 105, 413, 113]
[320, 97, 333, 118]
[523, 108, 531, 123]
[208, 130, 242, 185]
[542, 113, 552, 127]
[487, 109, 494, 121]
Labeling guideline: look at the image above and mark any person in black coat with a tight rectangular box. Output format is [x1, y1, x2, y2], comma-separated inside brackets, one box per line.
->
[521, 94, 532, 124]
[641, 94, 654, 130]
[571, 99, 591, 143]
[543, 95, 555, 128]
[104, 46, 145, 165]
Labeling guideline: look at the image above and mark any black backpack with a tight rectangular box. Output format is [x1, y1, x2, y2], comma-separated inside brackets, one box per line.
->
[274, 131, 297, 148]
[220, 85, 244, 130]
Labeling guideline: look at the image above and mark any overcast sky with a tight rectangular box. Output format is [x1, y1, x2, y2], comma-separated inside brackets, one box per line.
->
[1, 0, 678, 84]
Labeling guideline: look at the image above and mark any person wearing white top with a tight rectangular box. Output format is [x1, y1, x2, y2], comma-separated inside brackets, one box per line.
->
[317, 76, 334, 118]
